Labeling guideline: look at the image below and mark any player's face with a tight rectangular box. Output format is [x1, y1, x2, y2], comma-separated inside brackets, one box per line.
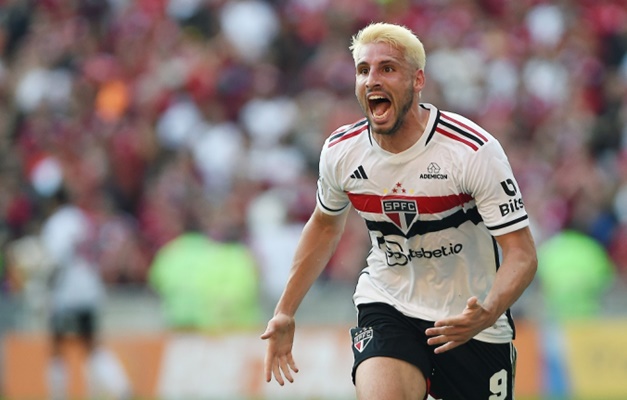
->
[354, 42, 419, 136]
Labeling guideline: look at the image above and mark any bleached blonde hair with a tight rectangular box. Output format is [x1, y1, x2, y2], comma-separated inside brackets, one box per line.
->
[350, 22, 426, 70]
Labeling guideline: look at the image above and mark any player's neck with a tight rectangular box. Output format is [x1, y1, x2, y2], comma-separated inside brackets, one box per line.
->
[373, 105, 430, 154]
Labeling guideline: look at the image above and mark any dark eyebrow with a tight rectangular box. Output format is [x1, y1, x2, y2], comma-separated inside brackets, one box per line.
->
[379, 59, 399, 66]
[356, 59, 398, 69]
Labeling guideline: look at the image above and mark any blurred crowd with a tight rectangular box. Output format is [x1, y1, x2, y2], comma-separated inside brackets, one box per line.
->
[0, 0, 626, 316]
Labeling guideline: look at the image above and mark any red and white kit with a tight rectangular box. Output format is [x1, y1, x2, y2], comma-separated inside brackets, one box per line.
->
[317, 103, 529, 343]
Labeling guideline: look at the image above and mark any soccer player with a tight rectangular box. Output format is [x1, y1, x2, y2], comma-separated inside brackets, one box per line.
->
[261, 22, 537, 400]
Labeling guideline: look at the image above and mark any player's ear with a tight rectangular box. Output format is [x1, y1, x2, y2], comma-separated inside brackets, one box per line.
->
[414, 69, 425, 92]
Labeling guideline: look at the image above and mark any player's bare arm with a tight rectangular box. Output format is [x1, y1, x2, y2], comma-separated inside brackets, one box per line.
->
[261, 206, 349, 385]
[426, 226, 537, 353]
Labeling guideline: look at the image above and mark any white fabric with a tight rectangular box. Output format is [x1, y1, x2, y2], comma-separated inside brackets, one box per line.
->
[50, 257, 106, 312]
[317, 103, 529, 343]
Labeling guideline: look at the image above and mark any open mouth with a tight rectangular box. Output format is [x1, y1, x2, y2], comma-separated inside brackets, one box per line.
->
[368, 95, 392, 121]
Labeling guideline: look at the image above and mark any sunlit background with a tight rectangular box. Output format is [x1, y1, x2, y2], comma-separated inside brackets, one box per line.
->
[1, 0, 626, 399]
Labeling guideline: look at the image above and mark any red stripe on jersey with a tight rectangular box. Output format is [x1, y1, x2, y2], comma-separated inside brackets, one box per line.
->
[329, 119, 364, 136]
[435, 127, 479, 151]
[328, 125, 368, 148]
[347, 192, 473, 214]
[440, 112, 488, 142]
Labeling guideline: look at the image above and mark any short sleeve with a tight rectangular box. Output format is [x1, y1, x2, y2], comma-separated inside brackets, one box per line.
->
[462, 140, 529, 236]
[316, 143, 350, 215]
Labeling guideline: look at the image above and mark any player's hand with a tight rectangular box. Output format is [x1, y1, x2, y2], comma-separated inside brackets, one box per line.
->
[260, 313, 299, 385]
[425, 296, 493, 354]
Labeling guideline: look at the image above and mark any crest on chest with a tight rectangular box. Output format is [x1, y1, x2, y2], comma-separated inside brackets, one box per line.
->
[382, 198, 417, 232]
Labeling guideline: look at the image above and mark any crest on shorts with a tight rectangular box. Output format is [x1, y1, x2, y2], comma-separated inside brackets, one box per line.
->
[353, 327, 373, 353]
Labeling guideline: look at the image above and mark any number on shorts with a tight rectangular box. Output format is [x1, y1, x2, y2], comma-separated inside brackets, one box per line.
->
[489, 369, 507, 399]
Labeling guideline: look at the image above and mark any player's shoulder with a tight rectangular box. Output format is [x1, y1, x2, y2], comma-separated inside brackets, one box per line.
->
[324, 118, 369, 150]
[432, 110, 498, 154]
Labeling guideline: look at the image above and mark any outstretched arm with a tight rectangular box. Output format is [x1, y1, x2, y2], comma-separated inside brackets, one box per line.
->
[426, 226, 537, 353]
[261, 206, 349, 385]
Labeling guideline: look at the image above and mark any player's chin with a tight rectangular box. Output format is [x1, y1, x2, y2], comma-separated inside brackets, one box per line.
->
[369, 119, 396, 136]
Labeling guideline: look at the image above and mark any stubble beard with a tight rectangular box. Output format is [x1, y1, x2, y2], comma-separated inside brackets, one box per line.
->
[363, 84, 415, 137]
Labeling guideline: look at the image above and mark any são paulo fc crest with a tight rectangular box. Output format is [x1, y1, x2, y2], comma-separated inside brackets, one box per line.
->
[352, 327, 373, 353]
[382, 198, 418, 232]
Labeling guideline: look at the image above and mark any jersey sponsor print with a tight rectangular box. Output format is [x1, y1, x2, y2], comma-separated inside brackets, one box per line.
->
[316, 104, 529, 343]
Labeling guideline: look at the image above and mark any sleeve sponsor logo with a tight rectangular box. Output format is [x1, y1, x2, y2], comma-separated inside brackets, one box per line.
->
[500, 179, 517, 196]
[498, 179, 524, 217]
[499, 198, 525, 216]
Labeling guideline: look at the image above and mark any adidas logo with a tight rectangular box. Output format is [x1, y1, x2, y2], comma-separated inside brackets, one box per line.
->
[350, 165, 368, 179]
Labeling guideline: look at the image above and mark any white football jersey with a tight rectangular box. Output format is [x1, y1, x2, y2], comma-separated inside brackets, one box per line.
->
[317, 103, 529, 343]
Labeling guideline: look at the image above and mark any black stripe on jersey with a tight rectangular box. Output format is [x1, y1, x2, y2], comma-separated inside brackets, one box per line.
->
[492, 237, 500, 270]
[491, 236, 516, 338]
[317, 191, 349, 213]
[505, 307, 516, 339]
[365, 206, 483, 238]
[439, 119, 486, 148]
[424, 107, 440, 146]
[486, 215, 528, 232]
[329, 119, 368, 143]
